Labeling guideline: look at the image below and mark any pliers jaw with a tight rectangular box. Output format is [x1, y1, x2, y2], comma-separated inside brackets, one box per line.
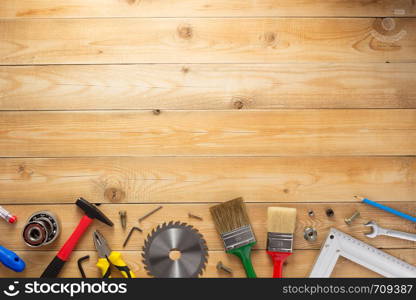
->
[93, 230, 111, 258]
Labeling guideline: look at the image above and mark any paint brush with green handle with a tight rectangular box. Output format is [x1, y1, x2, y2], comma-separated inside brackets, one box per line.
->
[210, 197, 257, 278]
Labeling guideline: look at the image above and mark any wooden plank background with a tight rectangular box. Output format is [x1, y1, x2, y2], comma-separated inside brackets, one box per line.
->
[0, 0, 415, 278]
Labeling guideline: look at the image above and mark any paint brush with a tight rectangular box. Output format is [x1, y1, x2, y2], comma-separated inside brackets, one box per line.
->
[266, 207, 297, 278]
[210, 197, 257, 278]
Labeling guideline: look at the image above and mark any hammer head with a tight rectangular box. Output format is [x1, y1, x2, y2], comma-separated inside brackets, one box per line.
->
[76, 197, 113, 226]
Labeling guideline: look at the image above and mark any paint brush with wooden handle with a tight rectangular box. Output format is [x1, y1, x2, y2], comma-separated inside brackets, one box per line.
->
[266, 207, 297, 278]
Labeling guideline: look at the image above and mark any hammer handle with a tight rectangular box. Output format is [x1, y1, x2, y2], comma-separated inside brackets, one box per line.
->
[41, 215, 93, 278]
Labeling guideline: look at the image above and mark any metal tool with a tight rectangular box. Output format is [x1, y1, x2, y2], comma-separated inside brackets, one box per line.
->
[0, 245, 25, 272]
[138, 206, 162, 223]
[93, 230, 136, 278]
[310, 228, 416, 278]
[77, 255, 90, 278]
[22, 211, 60, 247]
[142, 221, 208, 278]
[41, 197, 113, 278]
[304, 227, 317, 241]
[123, 226, 142, 248]
[188, 212, 203, 221]
[216, 261, 233, 274]
[119, 211, 127, 230]
[307, 210, 314, 217]
[364, 221, 416, 241]
[0, 206, 17, 224]
[325, 208, 334, 217]
[344, 211, 360, 225]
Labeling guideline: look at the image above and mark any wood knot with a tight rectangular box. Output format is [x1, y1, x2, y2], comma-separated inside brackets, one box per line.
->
[234, 100, 244, 109]
[152, 109, 161, 115]
[18, 164, 33, 179]
[261, 32, 278, 47]
[283, 188, 290, 194]
[181, 66, 190, 74]
[232, 95, 252, 109]
[104, 188, 125, 202]
[264, 32, 276, 43]
[177, 24, 193, 40]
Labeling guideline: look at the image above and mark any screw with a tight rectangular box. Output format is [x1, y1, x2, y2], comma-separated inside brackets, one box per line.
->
[308, 210, 314, 217]
[216, 261, 233, 274]
[138, 206, 163, 223]
[119, 210, 127, 230]
[344, 211, 360, 225]
[188, 213, 203, 221]
[326, 208, 334, 217]
[304, 227, 317, 242]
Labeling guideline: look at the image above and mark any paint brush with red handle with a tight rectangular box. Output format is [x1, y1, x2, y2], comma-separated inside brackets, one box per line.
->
[266, 207, 297, 278]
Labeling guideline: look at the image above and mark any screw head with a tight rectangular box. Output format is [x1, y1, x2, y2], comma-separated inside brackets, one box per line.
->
[326, 208, 334, 217]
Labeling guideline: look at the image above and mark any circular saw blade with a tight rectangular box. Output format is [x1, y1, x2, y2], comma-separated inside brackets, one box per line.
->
[142, 221, 208, 278]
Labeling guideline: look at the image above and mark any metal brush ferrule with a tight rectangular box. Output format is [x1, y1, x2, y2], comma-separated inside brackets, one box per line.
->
[221, 225, 256, 251]
[267, 232, 293, 253]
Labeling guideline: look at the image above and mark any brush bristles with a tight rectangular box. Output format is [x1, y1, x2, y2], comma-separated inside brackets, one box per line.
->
[210, 197, 251, 234]
[267, 207, 297, 234]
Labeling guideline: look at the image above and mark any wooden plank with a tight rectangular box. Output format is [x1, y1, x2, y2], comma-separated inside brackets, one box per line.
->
[0, 110, 415, 157]
[0, 157, 414, 203]
[2, 63, 416, 110]
[0, 249, 414, 278]
[1, 203, 414, 251]
[1, 0, 415, 18]
[1, 18, 416, 64]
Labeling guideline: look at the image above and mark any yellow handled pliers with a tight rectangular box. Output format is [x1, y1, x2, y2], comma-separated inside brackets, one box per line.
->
[93, 230, 136, 278]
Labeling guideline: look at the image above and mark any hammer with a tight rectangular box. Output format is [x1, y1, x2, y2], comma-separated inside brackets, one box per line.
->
[41, 198, 113, 277]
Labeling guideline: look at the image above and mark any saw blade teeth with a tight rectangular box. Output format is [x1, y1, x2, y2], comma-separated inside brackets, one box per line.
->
[142, 221, 208, 278]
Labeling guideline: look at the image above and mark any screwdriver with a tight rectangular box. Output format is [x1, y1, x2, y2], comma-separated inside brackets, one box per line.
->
[0, 245, 25, 272]
[0, 206, 17, 224]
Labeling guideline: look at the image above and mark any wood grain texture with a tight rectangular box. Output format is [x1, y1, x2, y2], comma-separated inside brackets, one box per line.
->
[1, 249, 415, 278]
[0, 110, 415, 157]
[1, 18, 415, 64]
[2, 63, 416, 110]
[1, 203, 414, 251]
[1, 0, 415, 18]
[0, 157, 414, 204]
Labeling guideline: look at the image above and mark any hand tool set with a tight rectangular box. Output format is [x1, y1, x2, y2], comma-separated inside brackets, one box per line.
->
[0, 194, 414, 278]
